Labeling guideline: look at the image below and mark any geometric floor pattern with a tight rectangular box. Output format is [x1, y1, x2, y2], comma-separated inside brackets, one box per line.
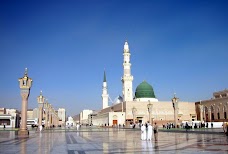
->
[0, 127, 228, 154]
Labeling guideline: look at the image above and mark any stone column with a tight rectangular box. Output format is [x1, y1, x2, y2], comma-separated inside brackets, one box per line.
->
[132, 107, 137, 124]
[147, 101, 153, 124]
[220, 106, 224, 120]
[49, 110, 52, 128]
[45, 110, 48, 128]
[199, 104, 204, 122]
[18, 68, 32, 136]
[208, 108, 211, 122]
[44, 103, 48, 129]
[20, 92, 29, 133]
[54, 115, 56, 127]
[203, 106, 206, 121]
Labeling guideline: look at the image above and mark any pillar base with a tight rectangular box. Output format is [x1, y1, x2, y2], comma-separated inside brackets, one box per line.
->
[18, 129, 29, 137]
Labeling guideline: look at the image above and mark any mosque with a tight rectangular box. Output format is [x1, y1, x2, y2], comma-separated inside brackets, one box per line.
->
[91, 41, 196, 127]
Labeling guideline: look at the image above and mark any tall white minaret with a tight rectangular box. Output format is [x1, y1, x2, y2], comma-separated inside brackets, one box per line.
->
[102, 70, 109, 109]
[121, 41, 134, 102]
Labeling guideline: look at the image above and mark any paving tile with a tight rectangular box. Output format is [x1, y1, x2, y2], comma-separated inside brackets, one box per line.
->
[0, 127, 228, 153]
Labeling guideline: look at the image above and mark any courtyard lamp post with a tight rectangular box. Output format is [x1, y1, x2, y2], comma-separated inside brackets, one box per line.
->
[132, 107, 137, 124]
[172, 93, 179, 128]
[43, 100, 49, 129]
[37, 91, 45, 130]
[147, 101, 153, 124]
[18, 68, 32, 136]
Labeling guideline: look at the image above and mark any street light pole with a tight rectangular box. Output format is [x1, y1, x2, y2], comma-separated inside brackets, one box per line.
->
[147, 101, 153, 124]
[44, 100, 49, 129]
[37, 91, 45, 130]
[172, 93, 179, 128]
[132, 107, 137, 124]
[18, 68, 32, 136]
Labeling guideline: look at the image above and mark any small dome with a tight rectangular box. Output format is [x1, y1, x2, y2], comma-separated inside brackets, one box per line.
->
[113, 95, 123, 105]
[135, 81, 156, 98]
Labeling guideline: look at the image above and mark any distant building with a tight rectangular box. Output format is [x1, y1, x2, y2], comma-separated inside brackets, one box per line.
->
[88, 111, 98, 125]
[0, 108, 6, 114]
[27, 109, 33, 119]
[58, 108, 66, 126]
[66, 116, 75, 127]
[196, 89, 228, 122]
[79, 109, 93, 124]
[0, 108, 20, 128]
[73, 114, 80, 123]
[32, 108, 39, 119]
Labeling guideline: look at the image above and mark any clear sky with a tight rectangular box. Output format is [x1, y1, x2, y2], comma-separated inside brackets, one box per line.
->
[0, 0, 228, 116]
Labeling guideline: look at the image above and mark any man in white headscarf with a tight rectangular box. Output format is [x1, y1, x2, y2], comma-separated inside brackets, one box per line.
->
[147, 123, 153, 141]
[141, 124, 146, 140]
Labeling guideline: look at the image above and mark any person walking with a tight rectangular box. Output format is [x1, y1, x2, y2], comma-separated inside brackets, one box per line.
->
[147, 123, 153, 141]
[154, 122, 158, 141]
[141, 124, 146, 140]
[39, 125, 43, 132]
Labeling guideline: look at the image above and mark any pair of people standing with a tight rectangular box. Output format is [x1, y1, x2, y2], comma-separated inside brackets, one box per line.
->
[141, 123, 156, 141]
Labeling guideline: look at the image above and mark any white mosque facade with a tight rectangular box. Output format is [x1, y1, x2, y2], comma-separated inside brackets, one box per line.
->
[91, 41, 196, 126]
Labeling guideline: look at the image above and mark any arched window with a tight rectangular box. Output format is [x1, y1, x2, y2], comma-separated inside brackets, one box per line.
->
[211, 106, 215, 120]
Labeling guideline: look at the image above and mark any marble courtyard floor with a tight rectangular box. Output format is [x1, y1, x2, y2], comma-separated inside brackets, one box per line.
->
[0, 127, 228, 154]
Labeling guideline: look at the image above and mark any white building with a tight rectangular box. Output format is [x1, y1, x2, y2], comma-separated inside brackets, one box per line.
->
[58, 108, 66, 126]
[66, 116, 76, 127]
[0, 108, 20, 128]
[79, 109, 93, 124]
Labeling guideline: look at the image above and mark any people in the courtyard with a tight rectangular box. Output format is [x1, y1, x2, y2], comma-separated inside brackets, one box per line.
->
[147, 123, 153, 141]
[154, 122, 158, 141]
[141, 124, 146, 140]
[39, 125, 42, 132]
[185, 122, 189, 131]
[76, 123, 80, 130]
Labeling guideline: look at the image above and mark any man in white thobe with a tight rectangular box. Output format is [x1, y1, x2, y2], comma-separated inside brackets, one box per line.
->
[76, 124, 80, 130]
[141, 124, 146, 140]
[147, 123, 153, 141]
[39, 125, 42, 132]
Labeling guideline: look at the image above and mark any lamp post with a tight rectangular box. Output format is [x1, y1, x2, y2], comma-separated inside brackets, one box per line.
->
[37, 91, 45, 130]
[18, 68, 32, 136]
[132, 107, 137, 124]
[147, 101, 153, 124]
[49, 104, 53, 127]
[172, 93, 179, 128]
[44, 100, 49, 129]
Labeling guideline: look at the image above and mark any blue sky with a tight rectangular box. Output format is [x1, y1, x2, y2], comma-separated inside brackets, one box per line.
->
[0, 0, 228, 116]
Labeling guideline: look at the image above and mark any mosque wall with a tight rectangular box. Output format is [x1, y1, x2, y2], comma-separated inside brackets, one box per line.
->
[195, 91, 228, 122]
[92, 112, 125, 126]
[124, 101, 196, 126]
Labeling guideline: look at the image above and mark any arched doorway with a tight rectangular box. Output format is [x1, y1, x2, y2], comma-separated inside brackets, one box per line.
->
[113, 115, 118, 126]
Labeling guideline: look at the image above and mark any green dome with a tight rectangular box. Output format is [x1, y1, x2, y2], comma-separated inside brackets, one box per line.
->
[135, 81, 156, 98]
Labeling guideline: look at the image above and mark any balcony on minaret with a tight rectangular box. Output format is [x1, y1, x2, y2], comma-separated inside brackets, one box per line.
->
[18, 68, 33, 89]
